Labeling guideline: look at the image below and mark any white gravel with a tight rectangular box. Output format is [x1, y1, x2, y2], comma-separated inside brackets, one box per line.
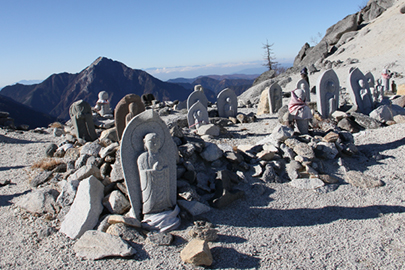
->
[1, 112, 405, 269]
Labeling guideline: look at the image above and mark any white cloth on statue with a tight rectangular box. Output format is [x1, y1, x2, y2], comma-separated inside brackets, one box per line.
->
[141, 204, 181, 232]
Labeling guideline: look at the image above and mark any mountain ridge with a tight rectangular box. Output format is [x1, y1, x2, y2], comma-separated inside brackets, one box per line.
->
[1, 57, 192, 120]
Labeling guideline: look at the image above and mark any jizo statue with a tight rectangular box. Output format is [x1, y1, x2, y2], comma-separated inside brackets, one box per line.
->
[69, 100, 98, 141]
[120, 110, 180, 232]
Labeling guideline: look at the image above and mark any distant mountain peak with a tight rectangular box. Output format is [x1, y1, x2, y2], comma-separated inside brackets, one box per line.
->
[1, 58, 192, 120]
[86, 56, 114, 71]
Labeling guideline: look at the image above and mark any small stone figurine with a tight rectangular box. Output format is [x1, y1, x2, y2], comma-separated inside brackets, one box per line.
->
[94, 91, 112, 116]
[288, 89, 312, 134]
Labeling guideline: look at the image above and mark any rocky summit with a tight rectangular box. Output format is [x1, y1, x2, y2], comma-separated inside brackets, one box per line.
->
[1, 0, 405, 269]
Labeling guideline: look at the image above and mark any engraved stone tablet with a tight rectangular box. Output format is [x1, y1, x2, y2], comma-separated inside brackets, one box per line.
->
[217, 88, 237, 118]
[267, 83, 283, 114]
[316, 69, 340, 118]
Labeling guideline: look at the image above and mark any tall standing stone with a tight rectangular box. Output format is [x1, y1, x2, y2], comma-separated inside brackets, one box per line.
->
[296, 78, 310, 102]
[217, 88, 237, 118]
[365, 72, 375, 88]
[187, 85, 208, 110]
[347, 68, 374, 115]
[114, 94, 145, 141]
[316, 69, 340, 118]
[120, 110, 179, 232]
[267, 83, 283, 114]
[69, 100, 98, 141]
[187, 101, 209, 129]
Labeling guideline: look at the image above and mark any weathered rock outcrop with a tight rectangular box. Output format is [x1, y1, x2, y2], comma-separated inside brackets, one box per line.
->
[293, 0, 396, 69]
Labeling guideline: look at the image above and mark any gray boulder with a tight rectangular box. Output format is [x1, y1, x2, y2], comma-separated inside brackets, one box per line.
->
[323, 13, 358, 45]
[344, 170, 384, 188]
[359, 0, 395, 23]
[200, 142, 223, 162]
[80, 141, 102, 157]
[73, 230, 135, 260]
[350, 112, 384, 129]
[16, 188, 59, 215]
[294, 41, 329, 69]
[239, 79, 275, 105]
[369, 105, 393, 123]
[59, 176, 105, 239]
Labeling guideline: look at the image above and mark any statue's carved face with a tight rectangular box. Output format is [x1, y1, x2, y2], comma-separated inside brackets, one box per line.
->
[359, 79, 365, 88]
[144, 133, 160, 153]
[99, 91, 108, 100]
[326, 81, 335, 93]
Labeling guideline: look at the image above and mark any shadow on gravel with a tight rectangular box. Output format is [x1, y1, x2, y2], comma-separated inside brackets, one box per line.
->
[0, 134, 35, 144]
[342, 136, 405, 174]
[217, 234, 247, 244]
[355, 137, 405, 163]
[210, 246, 260, 269]
[0, 165, 25, 171]
[0, 190, 30, 207]
[357, 137, 405, 154]
[209, 204, 405, 228]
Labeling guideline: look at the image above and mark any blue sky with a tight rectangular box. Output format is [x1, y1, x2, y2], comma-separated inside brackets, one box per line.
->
[0, 0, 367, 88]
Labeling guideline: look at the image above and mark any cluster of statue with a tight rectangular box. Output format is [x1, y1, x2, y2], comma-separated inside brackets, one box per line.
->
[186, 85, 238, 129]
[67, 65, 392, 233]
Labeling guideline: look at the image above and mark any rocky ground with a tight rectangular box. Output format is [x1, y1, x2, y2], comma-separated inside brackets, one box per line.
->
[1, 1, 405, 269]
[1, 104, 405, 269]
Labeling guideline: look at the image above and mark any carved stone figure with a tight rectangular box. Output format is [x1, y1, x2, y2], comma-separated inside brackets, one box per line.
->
[267, 83, 283, 114]
[69, 100, 98, 141]
[187, 101, 209, 129]
[114, 94, 145, 141]
[359, 79, 374, 114]
[217, 88, 237, 118]
[194, 84, 203, 92]
[94, 91, 112, 116]
[141, 93, 155, 106]
[288, 88, 312, 134]
[316, 69, 340, 118]
[296, 79, 310, 102]
[365, 72, 375, 89]
[375, 79, 384, 102]
[120, 110, 179, 232]
[137, 133, 172, 214]
[347, 68, 373, 115]
[381, 69, 391, 92]
[126, 102, 139, 125]
[187, 85, 208, 110]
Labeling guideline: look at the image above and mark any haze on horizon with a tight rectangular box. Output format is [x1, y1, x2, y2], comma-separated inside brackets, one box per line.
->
[0, 0, 367, 88]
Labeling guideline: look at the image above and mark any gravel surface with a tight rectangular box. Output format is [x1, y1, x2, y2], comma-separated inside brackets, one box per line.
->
[1, 112, 405, 269]
[1, 2, 405, 268]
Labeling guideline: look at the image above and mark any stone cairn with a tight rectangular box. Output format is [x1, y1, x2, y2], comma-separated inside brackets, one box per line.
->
[12, 74, 405, 265]
[0, 111, 15, 129]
